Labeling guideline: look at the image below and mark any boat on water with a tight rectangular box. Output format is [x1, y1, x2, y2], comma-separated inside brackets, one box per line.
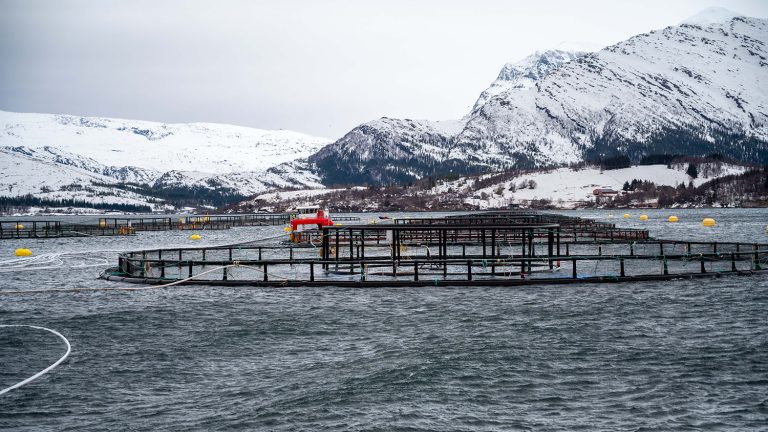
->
[286, 205, 334, 243]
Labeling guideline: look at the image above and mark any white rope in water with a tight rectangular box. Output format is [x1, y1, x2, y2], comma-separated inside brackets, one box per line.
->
[0, 325, 71, 396]
[0, 232, 289, 275]
[0, 264, 235, 295]
[0, 249, 128, 273]
[0, 253, 112, 273]
[0, 233, 298, 295]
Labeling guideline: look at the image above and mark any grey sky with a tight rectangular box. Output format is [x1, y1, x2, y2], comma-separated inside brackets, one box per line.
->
[1, 0, 767, 139]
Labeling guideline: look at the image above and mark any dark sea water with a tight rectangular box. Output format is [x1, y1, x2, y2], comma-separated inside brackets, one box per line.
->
[1, 209, 767, 430]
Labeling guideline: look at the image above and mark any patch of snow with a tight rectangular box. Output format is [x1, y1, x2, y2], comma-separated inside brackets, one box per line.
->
[456, 164, 748, 209]
[254, 187, 366, 202]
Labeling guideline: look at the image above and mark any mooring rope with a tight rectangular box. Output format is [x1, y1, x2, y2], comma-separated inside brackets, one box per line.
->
[0, 325, 71, 396]
[0, 252, 112, 273]
[0, 264, 235, 295]
[0, 232, 290, 276]
[1, 233, 313, 295]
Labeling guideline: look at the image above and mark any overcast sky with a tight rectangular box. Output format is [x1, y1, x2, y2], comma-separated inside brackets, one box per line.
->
[1, 0, 767, 139]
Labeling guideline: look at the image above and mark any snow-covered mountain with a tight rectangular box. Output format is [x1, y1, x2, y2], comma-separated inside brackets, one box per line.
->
[308, 49, 582, 185]
[0, 111, 330, 173]
[455, 14, 768, 169]
[0, 111, 330, 209]
[310, 117, 465, 185]
[471, 49, 586, 110]
[309, 10, 768, 186]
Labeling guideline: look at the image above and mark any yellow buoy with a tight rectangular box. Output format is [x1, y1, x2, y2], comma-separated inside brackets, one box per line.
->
[14, 224, 24, 230]
[702, 218, 716, 227]
[335, 223, 343, 226]
[190, 234, 202, 240]
[283, 226, 292, 232]
[15, 248, 33, 257]
[668, 216, 679, 223]
[623, 213, 631, 219]
[639, 214, 649, 221]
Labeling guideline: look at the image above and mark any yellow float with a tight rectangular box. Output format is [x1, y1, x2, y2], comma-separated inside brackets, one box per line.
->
[668, 216, 679, 223]
[190, 234, 202, 240]
[623, 213, 631, 219]
[639, 214, 649, 221]
[14, 224, 24, 230]
[702, 218, 716, 227]
[15, 248, 33, 257]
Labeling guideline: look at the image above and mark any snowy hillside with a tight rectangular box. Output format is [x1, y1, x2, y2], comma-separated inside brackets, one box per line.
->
[0, 147, 170, 210]
[309, 10, 768, 186]
[452, 164, 748, 209]
[0, 111, 330, 173]
[0, 144, 326, 209]
[0, 111, 331, 210]
[249, 186, 368, 205]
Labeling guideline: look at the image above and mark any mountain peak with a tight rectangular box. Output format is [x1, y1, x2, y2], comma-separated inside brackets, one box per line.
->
[471, 49, 585, 111]
[681, 7, 742, 26]
[496, 49, 579, 81]
[553, 40, 604, 53]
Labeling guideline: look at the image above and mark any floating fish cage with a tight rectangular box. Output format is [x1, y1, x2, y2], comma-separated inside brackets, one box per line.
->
[0, 213, 297, 239]
[102, 212, 768, 287]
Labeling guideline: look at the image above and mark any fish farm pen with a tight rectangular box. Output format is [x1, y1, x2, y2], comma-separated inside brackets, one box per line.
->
[0, 213, 329, 239]
[102, 211, 768, 287]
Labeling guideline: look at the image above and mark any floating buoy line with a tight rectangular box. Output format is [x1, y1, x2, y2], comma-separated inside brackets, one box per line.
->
[0, 325, 71, 396]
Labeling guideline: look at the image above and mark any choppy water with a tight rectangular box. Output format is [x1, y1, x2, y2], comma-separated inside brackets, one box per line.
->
[1, 209, 767, 430]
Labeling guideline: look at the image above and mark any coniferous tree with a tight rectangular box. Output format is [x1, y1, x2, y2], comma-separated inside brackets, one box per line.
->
[686, 163, 699, 179]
